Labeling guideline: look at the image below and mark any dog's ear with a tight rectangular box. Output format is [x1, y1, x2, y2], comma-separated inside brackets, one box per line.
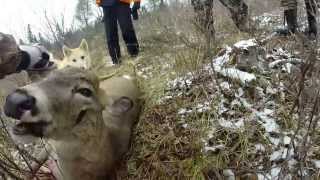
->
[62, 46, 72, 57]
[79, 39, 89, 51]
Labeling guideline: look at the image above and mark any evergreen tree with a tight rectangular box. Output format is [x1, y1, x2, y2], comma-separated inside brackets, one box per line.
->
[38, 33, 46, 45]
[27, 24, 38, 43]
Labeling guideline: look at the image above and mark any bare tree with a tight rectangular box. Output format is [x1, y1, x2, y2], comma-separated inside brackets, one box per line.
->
[75, 0, 94, 27]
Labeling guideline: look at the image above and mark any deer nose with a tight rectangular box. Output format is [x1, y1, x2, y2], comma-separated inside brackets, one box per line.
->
[4, 91, 36, 119]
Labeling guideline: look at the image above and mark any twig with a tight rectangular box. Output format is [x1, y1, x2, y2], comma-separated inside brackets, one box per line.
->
[0, 113, 36, 179]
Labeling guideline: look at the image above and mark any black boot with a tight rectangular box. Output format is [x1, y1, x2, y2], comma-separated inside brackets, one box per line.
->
[285, 9, 298, 34]
[276, 9, 298, 35]
[108, 46, 121, 64]
[305, 0, 317, 37]
[127, 43, 139, 57]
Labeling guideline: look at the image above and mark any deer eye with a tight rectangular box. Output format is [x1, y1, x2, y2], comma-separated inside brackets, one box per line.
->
[72, 59, 77, 62]
[77, 88, 93, 97]
[81, 56, 85, 59]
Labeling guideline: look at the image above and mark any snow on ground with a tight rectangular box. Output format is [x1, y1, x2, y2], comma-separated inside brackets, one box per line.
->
[313, 160, 320, 169]
[252, 12, 282, 28]
[207, 44, 257, 85]
[234, 39, 257, 49]
[164, 38, 320, 179]
[167, 72, 193, 91]
[267, 48, 302, 73]
[215, 67, 256, 85]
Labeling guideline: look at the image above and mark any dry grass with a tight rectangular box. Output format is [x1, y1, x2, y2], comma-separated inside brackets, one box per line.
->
[1, 1, 320, 179]
[114, 2, 320, 179]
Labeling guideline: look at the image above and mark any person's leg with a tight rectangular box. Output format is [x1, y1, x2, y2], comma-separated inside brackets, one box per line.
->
[103, 6, 121, 64]
[218, 0, 248, 31]
[281, 0, 298, 34]
[284, 8, 298, 33]
[117, 3, 139, 57]
[305, 0, 317, 36]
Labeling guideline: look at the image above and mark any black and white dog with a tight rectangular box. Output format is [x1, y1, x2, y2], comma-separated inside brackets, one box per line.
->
[17, 44, 55, 71]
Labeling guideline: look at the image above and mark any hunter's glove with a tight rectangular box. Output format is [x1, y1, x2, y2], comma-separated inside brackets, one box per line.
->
[131, 2, 140, 20]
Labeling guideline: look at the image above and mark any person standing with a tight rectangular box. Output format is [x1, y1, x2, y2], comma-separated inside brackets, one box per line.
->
[191, 0, 317, 37]
[96, 0, 140, 65]
[217, 0, 248, 32]
[191, 0, 248, 36]
[280, 0, 317, 37]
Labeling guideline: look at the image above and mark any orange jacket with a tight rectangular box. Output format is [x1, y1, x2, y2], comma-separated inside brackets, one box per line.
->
[96, 0, 140, 5]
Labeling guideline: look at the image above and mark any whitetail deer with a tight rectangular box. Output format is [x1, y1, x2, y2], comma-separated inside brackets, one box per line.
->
[4, 67, 141, 180]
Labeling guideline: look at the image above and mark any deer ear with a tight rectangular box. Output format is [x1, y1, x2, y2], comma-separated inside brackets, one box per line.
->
[62, 46, 72, 57]
[79, 39, 88, 51]
[110, 96, 133, 114]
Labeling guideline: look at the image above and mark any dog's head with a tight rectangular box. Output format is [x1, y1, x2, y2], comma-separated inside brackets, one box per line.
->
[59, 39, 92, 70]
[3, 67, 102, 139]
[17, 44, 54, 71]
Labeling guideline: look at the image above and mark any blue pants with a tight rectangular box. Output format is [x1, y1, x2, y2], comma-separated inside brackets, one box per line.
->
[103, 3, 139, 64]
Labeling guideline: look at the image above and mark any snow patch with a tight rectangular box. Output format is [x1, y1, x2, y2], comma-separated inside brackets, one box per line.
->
[213, 46, 232, 66]
[269, 137, 281, 146]
[218, 118, 244, 129]
[270, 148, 294, 162]
[255, 110, 279, 133]
[283, 136, 291, 145]
[168, 73, 193, 90]
[196, 102, 211, 113]
[220, 81, 231, 90]
[223, 169, 235, 180]
[312, 160, 320, 169]
[234, 39, 257, 50]
[182, 123, 188, 128]
[214, 67, 256, 85]
[178, 108, 191, 115]
[122, 75, 132, 80]
[204, 144, 225, 153]
[270, 167, 281, 179]
[255, 144, 266, 152]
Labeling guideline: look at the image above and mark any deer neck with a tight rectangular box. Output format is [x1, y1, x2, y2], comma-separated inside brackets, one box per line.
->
[50, 111, 109, 159]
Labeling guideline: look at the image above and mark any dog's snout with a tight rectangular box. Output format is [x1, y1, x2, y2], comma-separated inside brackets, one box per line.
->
[4, 91, 36, 119]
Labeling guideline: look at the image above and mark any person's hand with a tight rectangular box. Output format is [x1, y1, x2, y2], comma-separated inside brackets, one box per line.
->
[96, 0, 102, 6]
